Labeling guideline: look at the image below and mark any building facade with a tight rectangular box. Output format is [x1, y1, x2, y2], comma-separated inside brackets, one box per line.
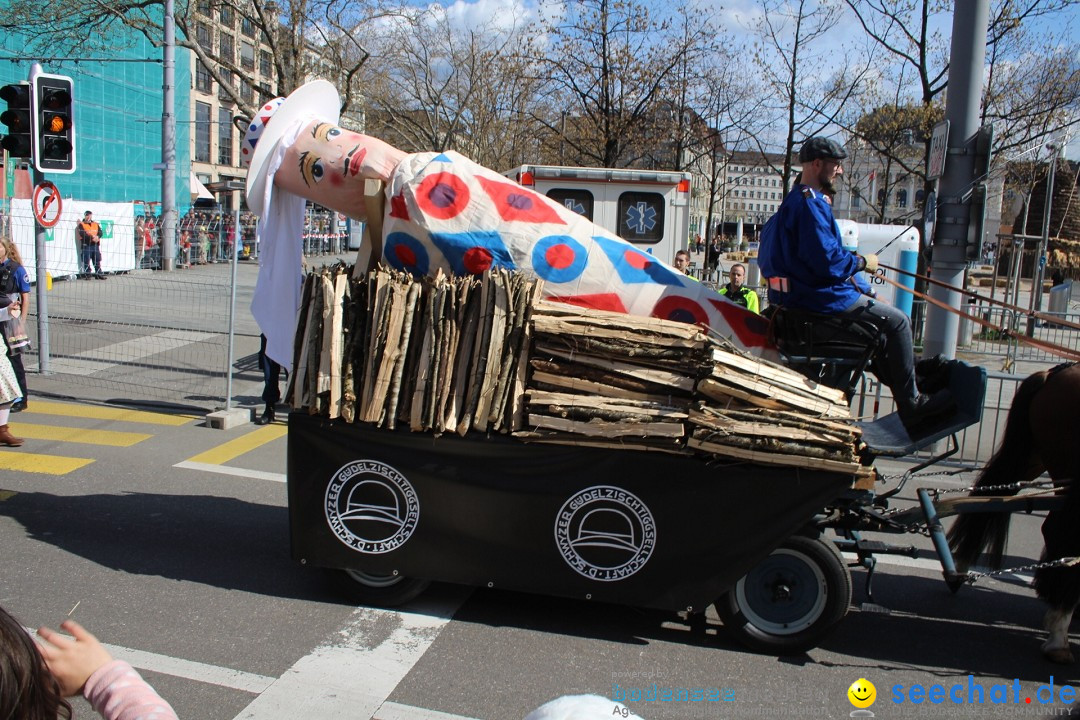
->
[718, 150, 798, 243]
[186, 0, 276, 210]
[0, 14, 192, 208]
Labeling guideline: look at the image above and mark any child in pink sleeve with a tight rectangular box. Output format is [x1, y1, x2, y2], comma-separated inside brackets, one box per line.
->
[82, 658, 178, 720]
[36, 619, 179, 720]
[0, 604, 178, 720]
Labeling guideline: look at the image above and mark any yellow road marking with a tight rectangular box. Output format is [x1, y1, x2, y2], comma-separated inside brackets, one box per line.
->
[9, 423, 152, 447]
[0, 489, 17, 501]
[0, 453, 94, 475]
[185, 425, 287, 465]
[22, 401, 194, 426]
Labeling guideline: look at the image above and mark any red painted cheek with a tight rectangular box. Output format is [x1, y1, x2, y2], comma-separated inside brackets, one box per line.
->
[328, 174, 344, 187]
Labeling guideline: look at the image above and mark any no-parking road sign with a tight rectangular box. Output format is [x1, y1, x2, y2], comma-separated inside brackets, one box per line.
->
[32, 181, 63, 227]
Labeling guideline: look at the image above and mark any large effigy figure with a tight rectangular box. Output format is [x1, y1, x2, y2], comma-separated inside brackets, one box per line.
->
[241, 81, 770, 370]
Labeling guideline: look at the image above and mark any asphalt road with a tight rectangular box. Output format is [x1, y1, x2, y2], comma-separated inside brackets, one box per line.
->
[0, 394, 1074, 720]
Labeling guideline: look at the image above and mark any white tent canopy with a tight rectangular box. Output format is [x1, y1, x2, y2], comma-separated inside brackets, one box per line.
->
[191, 172, 214, 201]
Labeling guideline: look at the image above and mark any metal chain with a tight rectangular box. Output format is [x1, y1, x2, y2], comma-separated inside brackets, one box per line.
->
[959, 556, 1080, 585]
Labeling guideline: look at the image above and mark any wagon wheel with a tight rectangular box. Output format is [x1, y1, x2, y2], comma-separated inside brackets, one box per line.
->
[329, 568, 431, 607]
[715, 534, 851, 654]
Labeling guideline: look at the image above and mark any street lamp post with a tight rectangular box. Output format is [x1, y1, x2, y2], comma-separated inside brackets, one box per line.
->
[1028, 143, 1059, 335]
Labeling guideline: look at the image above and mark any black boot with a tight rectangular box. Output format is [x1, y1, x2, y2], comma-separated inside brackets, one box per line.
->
[255, 405, 275, 425]
[898, 390, 955, 431]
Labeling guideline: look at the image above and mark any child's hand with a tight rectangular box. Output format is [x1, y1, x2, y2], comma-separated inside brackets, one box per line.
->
[37, 620, 114, 696]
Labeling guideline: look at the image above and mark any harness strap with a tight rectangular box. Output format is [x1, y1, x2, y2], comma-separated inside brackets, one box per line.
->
[767, 276, 789, 293]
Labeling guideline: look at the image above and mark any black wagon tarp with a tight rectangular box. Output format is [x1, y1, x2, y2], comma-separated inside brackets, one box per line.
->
[288, 412, 853, 612]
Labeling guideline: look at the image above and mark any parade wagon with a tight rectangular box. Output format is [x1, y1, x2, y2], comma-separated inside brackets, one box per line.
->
[280, 265, 991, 654]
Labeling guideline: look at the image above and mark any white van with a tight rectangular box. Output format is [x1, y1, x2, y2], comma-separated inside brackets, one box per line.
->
[502, 164, 692, 266]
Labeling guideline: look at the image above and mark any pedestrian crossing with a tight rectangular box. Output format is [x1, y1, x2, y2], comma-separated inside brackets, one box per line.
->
[0, 400, 282, 478]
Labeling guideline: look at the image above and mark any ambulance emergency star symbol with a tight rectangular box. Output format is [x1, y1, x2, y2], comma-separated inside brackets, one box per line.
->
[625, 202, 657, 235]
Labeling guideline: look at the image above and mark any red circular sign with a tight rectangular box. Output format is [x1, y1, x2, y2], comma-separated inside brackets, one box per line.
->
[32, 181, 63, 227]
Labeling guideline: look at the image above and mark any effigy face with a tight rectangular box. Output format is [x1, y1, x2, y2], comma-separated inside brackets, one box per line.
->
[274, 120, 407, 221]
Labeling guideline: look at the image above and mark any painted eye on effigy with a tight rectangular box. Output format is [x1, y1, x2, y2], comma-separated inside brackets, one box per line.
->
[299, 151, 325, 186]
[312, 123, 343, 142]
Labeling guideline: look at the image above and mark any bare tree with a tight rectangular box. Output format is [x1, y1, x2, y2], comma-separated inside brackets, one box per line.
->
[687, 56, 769, 245]
[843, 0, 1080, 190]
[358, 6, 544, 169]
[528, 0, 701, 168]
[0, 0, 383, 118]
[747, 0, 876, 188]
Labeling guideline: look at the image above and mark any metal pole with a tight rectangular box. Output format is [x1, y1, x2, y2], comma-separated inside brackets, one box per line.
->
[28, 63, 50, 374]
[31, 165, 49, 374]
[160, 0, 177, 271]
[223, 181, 244, 410]
[923, 0, 990, 358]
[224, 208, 239, 410]
[1028, 147, 1058, 335]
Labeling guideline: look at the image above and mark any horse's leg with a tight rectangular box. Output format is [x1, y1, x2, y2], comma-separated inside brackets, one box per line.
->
[1034, 484, 1080, 664]
[1028, 365, 1080, 663]
[1043, 605, 1076, 664]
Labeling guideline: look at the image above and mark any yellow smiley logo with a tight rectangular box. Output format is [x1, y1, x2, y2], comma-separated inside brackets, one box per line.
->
[848, 678, 876, 708]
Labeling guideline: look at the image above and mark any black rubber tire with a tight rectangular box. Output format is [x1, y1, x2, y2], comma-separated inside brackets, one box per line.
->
[716, 534, 851, 654]
[329, 568, 431, 607]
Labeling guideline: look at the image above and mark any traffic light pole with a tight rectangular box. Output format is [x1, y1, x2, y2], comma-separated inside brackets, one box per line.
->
[31, 167, 50, 374]
[160, 0, 177, 272]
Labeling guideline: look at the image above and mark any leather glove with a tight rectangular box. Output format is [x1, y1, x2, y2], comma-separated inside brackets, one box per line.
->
[860, 253, 879, 273]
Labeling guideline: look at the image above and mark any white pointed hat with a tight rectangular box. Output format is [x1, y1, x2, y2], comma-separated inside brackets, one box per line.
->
[241, 80, 341, 216]
[524, 694, 645, 720]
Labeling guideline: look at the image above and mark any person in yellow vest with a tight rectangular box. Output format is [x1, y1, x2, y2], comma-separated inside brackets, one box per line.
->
[77, 211, 105, 279]
[720, 263, 758, 313]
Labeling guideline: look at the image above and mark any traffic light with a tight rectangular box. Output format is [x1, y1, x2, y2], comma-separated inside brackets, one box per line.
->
[32, 72, 75, 174]
[0, 82, 33, 158]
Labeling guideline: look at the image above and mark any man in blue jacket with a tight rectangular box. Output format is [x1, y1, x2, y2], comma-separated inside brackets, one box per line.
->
[759, 137, 949, 429]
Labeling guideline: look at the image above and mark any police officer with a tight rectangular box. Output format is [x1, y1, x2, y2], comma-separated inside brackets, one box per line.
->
[759, 137, 950, 429]
[720, 263, 759, 313]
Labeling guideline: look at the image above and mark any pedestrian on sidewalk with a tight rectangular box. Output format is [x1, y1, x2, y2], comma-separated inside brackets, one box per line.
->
[0, 288, 24, 444]
[0, 238, 30, 411]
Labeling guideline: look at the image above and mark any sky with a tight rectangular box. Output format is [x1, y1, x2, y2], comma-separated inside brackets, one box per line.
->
[419, 0, 1080, 158]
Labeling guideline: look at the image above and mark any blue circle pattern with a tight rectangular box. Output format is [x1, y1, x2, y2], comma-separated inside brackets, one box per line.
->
[531, 235, 588, 284]
[384, 232, 431, 276]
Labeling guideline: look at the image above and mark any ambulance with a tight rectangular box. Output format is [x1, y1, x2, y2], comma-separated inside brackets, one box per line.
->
[502, 164, 692, 265]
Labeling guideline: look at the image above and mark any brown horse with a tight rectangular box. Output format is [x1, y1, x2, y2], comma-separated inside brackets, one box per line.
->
[948, 362, 1080, 663]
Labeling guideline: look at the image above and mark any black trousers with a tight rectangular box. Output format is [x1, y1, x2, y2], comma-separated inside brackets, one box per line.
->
[258, 334, 282, 406]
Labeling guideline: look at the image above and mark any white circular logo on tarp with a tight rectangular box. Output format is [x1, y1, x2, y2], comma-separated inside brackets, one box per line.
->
[555, 485, 656, 581]
[325, 460, 419, 554]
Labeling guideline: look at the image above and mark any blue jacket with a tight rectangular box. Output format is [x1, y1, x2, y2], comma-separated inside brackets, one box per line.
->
[758, 185, 862, 313]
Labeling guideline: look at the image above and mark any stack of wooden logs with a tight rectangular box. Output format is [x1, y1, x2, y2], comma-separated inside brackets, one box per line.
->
[289, 263, 866, 478]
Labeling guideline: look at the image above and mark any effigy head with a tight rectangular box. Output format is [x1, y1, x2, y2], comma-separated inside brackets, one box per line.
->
[240, 80, 405, 219]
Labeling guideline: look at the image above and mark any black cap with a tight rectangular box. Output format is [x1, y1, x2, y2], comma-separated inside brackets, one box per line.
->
[799, 137, 847, 162]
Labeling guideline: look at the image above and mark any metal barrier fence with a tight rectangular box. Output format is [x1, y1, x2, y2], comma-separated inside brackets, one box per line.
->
[9, 210, 353, 410]
[136, 208, 349, 270]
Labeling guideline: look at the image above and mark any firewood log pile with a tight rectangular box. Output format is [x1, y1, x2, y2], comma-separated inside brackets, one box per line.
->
[288, 263, 866, 478]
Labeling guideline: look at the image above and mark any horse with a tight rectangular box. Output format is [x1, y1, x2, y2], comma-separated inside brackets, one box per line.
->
[948, 361, 1080, 663]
